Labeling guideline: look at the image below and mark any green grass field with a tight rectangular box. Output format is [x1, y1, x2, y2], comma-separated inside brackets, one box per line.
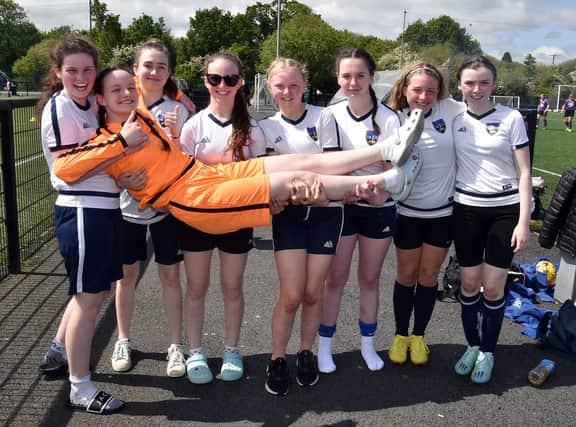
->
[532, 112, 576, 209]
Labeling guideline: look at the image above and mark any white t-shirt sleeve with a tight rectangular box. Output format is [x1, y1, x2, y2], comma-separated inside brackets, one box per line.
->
[318, 108, 340, 151]
[179, 116, 197, 156]
[508, 110, 530, 149]
[249, 120, 267, 158]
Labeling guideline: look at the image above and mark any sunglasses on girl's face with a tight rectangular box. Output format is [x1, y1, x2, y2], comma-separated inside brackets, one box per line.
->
[205, 74, 241, 87]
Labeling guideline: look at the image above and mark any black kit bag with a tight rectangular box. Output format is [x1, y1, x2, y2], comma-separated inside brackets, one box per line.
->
[537, 299, 576, 356]
[438, 256, 460, 301]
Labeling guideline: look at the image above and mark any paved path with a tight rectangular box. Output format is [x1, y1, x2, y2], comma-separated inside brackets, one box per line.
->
[1, 227, 575, 426]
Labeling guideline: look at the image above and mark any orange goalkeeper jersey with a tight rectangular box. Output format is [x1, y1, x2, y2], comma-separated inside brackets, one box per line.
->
[53, 107, 194, 209]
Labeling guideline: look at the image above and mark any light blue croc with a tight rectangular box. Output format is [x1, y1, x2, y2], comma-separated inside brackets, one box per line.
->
[471, 351, 494, 384]
[219, 352, 244, 382]
[186, 353, 213, 384]
[454, 345, 480, 376]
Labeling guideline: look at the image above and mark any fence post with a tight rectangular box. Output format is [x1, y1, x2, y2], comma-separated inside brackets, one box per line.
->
[0, 101, 21, 273]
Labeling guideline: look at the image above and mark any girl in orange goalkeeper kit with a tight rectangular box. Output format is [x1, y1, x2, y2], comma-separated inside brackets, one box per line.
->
[53, 67, 424, 235]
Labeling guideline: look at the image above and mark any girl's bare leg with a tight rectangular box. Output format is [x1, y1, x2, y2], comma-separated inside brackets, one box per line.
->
[263, 108, 424, 175]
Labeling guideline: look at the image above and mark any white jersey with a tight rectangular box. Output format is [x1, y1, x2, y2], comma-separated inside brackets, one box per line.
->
[259, 104, 340, 154]
[259, 104, 342, 207]
[41, 90, 119, 209]
[120, 96, 190, 224]
[453, 104, 529, 207]
[328, 100, 399, 177]
[180, 108, 266, 164]
[397, 98, 466, 218]
[328, 100, 399, 208]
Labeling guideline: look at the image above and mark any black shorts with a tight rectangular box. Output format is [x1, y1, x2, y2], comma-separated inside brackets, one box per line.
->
[393, 214, 453, 250]
[564, 110, 575, 118]
[121, 214, 181, 265]
[272, 205, 343, 254]
[452, 202, 519, 269]
[177, 219, 253, 254]
[341, 204, 396, 239]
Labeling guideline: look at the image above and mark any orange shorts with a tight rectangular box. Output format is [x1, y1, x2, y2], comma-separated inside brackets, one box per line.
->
[167, 157, 271, 234]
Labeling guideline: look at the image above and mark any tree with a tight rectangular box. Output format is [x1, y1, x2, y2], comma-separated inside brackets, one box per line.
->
[12, 37, 57, 87]
[259, 12, 343, 92]
[524, 53, 537, 78]
[0, 0, 41, 72]
[181, 7, 236, 59]
[502, 52, 512, 63]
[123, 14, 172, 48]
[402, 15, 481, 55]
[90, 0, 122, 64]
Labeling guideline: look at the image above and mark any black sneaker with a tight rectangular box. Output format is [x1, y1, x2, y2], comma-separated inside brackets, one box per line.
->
[265, 357, 290, 396]
[39, 354, 68, 377]
[296, 350, 319, 387]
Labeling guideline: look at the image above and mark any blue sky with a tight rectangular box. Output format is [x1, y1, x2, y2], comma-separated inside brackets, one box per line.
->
[17, 0, 576, 65]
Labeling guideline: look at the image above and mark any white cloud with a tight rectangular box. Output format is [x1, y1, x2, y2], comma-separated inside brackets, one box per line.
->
[15, 0, 576, 64]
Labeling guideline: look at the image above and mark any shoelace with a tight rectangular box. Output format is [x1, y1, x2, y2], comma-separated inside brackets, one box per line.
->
[113, 342, 129, 360]
[168, 346, 184, 364]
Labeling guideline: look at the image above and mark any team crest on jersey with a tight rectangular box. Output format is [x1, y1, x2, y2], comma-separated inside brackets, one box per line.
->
[366, 130, 379, 145]
[199, 136, 210, 144]
[307, 127, 318, 141]
[432, 119, 446, 133]
[485, 122, 500, 135]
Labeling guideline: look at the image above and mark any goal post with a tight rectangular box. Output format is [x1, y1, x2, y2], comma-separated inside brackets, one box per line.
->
[490, 95, 520, 109]
[555, 85, 576, 111]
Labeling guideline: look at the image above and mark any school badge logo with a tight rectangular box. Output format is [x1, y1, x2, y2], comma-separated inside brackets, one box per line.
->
[433, 119, 446, 133]
[365, 130, 379, 145]
[485, 122, 500, 135]
[307, 127, 318, 141]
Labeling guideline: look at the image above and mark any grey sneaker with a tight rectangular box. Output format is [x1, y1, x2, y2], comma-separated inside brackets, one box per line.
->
[389, 108, 424, 166]
[166, 344, 186, 378]
[111, 339, 132, 372]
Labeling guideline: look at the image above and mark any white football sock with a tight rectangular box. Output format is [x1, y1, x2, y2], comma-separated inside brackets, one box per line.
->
[361, 336, 384, 371]
[317, 336, 336, 373]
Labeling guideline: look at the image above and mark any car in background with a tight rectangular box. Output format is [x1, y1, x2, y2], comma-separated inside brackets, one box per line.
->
[0, 71, 9, 91]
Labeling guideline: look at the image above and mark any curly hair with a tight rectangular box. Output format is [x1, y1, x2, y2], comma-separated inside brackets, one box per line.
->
[36, 35, 99, 117]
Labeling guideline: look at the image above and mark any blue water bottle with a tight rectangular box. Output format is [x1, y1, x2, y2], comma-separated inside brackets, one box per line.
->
[528, 359, 556, 387]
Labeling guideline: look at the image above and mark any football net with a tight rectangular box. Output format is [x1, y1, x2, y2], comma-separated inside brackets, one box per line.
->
[554, 85, 576, 111]
[490, 95, 520, 109]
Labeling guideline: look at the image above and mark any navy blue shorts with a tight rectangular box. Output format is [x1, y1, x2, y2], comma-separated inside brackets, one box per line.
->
[452, 202, 519, 269]
[341, 204, 396, 239]
[121, 214, 181, 265]
[177, 219, 253, 254]
[55, 206, 124, 295]
[394, 214, 453, 250]
[272, 205, 343, 254]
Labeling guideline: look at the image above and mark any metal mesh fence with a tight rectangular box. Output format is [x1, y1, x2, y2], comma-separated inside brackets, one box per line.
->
[0, 99, 56, 279]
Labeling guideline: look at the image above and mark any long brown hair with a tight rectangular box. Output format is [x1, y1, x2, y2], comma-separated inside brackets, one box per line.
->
[388, 62, 447, 111]
[204, 51, 251, 161]
[335, 47, 380, 136]
[134, 38, 178, 99]
[37, 35, 99, 116]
